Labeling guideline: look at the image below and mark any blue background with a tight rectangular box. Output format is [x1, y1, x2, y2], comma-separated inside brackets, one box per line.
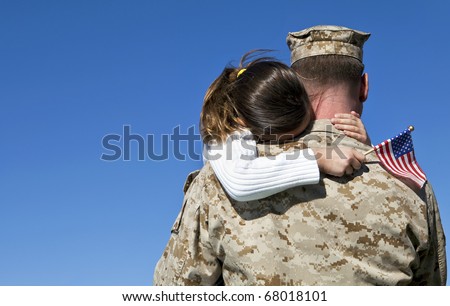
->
[1, 0, 449, 285]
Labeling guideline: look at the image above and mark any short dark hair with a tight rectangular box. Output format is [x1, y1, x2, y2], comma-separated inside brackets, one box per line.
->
[291, 55, 364, 88]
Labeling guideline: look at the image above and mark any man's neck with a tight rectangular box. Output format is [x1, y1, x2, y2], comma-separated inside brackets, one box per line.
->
[308, 85, 361, 119]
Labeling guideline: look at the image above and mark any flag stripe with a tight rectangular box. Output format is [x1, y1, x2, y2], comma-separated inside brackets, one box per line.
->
[407, 153, 427, 180]
[376, 142, 406, 177]
[400, 146, 426, 181]
[399, 155, 425, 187]
[402, 154, 424, 181]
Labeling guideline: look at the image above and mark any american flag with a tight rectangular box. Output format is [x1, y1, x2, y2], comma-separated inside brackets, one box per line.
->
[372, 128, 427, 188]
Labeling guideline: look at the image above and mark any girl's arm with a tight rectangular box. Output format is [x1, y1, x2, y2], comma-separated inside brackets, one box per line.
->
[206, 131, 319, 202]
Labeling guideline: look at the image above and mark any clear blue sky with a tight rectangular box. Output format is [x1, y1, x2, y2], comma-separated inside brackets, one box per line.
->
[1, 0, 449, 285]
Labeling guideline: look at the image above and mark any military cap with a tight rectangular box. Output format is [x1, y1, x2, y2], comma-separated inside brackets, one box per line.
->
[287, 25, 370, 64]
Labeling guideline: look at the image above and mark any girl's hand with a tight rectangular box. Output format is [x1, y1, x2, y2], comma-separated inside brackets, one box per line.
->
[311, 146, 365, 177]
[331, 111, 371, 145]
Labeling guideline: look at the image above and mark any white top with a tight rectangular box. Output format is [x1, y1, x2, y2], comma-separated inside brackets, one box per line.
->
[204, 130, 320, 201]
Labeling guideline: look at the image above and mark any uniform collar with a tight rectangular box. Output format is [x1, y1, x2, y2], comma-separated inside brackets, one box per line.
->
[302, 119, 344, 136]
[300, 119, 374, 155]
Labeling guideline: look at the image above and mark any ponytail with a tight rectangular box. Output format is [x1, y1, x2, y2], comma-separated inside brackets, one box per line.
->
[200, 67, 243, 143]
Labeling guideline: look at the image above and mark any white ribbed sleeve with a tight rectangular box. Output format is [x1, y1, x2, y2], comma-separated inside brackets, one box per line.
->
[204, 130, 319, 202]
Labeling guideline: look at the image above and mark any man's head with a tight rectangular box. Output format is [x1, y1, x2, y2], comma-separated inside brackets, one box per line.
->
[286, 25, 370, 118]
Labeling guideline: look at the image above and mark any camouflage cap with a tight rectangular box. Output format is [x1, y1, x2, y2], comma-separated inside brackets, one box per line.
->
[287, 25, 370, 64]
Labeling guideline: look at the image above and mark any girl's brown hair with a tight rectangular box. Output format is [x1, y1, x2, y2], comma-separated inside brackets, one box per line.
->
[200, 51, 310, 143]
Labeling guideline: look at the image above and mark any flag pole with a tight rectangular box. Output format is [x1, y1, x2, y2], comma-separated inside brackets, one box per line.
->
[364, 125, 414, 156]
[363, 147, 375, 156]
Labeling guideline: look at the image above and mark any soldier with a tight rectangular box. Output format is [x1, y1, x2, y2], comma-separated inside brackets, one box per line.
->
[153, 25, 446, 285]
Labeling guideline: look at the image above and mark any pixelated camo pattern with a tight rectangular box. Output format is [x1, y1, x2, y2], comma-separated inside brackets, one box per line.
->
[154, 120, 446, 286]
[287, 25, 370, 64]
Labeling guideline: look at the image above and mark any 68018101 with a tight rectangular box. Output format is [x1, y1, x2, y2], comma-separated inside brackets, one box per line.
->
[264, 290, 327, 302]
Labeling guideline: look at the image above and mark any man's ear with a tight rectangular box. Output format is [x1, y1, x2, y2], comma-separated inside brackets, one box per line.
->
[360, 73, 369, 102]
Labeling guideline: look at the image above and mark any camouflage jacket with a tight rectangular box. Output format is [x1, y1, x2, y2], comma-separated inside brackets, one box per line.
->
[153, 120, 447, 285]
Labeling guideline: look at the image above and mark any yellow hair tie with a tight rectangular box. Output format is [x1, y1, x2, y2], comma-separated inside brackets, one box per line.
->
[237, 68, 246, 78]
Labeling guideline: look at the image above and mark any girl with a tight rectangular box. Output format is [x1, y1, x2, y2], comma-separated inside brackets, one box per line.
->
[201, 53, 368, 201]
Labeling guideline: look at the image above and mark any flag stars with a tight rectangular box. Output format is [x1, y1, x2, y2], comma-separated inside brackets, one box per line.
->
[391, 132, 413, 159]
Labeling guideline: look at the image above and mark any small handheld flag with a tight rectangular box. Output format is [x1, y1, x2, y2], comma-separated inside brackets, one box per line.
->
[365, 126, 427, 188]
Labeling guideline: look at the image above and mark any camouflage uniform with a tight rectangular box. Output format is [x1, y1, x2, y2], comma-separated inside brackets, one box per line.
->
[153, 120, 446, 285]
